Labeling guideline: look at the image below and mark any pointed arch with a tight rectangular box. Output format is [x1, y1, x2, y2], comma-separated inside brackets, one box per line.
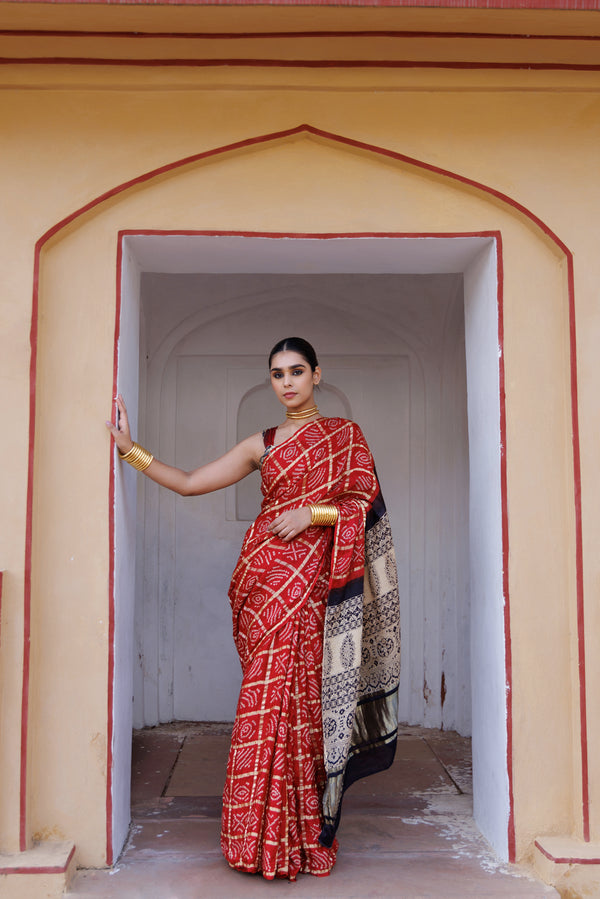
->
[23, 124, 586, 867]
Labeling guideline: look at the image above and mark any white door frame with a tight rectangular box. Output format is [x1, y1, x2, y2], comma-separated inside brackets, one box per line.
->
[112, 231, 509, 860]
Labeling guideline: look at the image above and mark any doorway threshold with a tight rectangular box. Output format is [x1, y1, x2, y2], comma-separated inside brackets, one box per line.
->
[69, 724, 557, 897]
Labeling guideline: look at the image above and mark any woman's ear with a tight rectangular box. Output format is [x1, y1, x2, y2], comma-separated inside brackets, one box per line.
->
[313, 366, 322, 386]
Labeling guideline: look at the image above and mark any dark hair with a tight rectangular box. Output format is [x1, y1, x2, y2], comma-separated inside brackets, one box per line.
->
[268, 337, 319, 372]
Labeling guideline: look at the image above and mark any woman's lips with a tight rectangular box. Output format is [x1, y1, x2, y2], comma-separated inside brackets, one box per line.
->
[284, 393, 296, 398]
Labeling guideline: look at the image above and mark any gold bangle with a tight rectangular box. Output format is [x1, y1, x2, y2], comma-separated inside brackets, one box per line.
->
[309, 504, 339, 527]
[119, 442, 154, 472]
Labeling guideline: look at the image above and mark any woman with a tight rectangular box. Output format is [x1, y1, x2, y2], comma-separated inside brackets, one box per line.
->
[106, 337, 400, 881]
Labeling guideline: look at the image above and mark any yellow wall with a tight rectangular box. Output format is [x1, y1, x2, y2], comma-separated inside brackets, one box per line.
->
[1, 2, 599, 879]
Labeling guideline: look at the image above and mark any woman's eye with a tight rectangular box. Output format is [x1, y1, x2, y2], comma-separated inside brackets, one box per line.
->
[273, 372, 283, 379]
[292, 370, 303, 376]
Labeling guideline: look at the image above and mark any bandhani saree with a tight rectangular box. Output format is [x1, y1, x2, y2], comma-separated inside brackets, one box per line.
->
[221, 417, 401, 880]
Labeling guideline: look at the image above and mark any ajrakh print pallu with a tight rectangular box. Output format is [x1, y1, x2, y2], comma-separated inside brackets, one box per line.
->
[222, 418, 401, 880]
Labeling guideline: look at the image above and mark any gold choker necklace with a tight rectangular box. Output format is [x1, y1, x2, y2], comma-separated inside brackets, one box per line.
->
[286, 405, 319, 421]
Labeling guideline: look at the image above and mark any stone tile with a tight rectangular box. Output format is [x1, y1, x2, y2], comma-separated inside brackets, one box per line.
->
[423, 730, 473, 795]
[70, 851, 559, 898]
[394, 734, 444, 760]
[345, 736, 456, 807]
[133, 795, 223, 820]
[343, 792, 430, 815]
[124, 819, 222, 858]
[130, 731, 183, 804]
[338, 812, 461, 853]
[165, 734, 230, 797]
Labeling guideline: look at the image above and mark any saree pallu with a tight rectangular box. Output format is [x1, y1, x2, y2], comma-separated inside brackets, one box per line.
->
[221, 417, 401, 880]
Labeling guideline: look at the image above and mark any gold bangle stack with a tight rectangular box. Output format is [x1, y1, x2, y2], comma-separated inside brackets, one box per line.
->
[309, 504, 339, 527]
[119, 442, 154, 472]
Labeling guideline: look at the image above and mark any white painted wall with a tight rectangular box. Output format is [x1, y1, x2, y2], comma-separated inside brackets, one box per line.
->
[464, 241, 509, 859]
[111, 248, 141, 859]
[132, 267, 472, 735]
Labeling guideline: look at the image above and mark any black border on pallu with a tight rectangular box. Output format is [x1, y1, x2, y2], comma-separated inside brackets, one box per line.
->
[319, 696, 399, 847]
[319, 488, 399, 847]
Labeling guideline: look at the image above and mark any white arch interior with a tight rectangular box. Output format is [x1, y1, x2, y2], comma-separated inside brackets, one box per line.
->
[114, 234, 508, 861]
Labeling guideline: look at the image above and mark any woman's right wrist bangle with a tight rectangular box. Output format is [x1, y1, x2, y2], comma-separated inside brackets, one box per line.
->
[119, 442, 154, 472]
[309, 504, 339, 527]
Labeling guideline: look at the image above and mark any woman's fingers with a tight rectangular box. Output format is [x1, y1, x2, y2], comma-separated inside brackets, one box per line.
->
[270, 507, 312, 541]
[270, 515, 288, 537]
[272, 514, 291, 529]
[115, 395, 130, 432]
[106, 394, 134, 454]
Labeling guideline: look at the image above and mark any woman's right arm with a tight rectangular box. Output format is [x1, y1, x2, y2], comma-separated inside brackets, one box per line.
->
[106, 394, 263, 497]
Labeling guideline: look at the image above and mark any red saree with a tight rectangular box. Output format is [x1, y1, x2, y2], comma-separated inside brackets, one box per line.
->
[221, 418, 400, 880]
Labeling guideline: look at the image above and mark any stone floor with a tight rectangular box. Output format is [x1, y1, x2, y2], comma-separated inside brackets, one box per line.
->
[68, 723, 558, 898]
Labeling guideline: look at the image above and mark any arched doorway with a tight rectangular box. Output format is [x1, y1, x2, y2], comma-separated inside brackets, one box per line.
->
[26, 130, 579, 870]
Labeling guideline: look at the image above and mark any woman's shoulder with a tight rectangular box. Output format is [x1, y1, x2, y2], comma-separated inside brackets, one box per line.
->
[320, 415, 360, 430]
[320, 416, 367, 441]
[235, 430, 268, 465]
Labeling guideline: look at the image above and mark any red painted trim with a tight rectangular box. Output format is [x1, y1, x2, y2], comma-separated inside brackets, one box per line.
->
[4, 0, 600, 9]
[25, 122, 587, 866]
[496, 236, 516, 862]
[2, 28, 600, 39]
[120, 228, 498, 237]
[21, 243, 41, 852]
[104, 246, 123, 868]
[2, 56, 600, 69]
[535, 841, 600, 865]
[105, 124, 573, 257]
[0, 845, 76, 876]
[568, 257, 590, 843]
[534, 840, 555, 861]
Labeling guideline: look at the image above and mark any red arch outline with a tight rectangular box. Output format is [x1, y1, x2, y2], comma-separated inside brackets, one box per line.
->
[24, 124, 587, 866]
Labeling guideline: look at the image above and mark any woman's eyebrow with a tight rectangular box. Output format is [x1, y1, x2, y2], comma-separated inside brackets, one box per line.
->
[270, 363, 306, 372]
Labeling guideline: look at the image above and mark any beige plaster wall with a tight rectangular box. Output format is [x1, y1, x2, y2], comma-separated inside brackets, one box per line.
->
[1, 42, 599, 867]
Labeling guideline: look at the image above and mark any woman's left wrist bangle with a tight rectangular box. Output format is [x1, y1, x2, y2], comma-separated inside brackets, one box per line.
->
[119, 442, 154, 472]
[309, 504, 339, 527]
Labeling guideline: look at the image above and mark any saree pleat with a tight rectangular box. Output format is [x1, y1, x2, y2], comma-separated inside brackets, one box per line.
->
[221, 564, 337, 880]
[221, 417, 400, 880]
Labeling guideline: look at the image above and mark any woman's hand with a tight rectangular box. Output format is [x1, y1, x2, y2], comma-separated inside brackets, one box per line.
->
[105, 394, 134, 455]
[269, 507, 312, 542]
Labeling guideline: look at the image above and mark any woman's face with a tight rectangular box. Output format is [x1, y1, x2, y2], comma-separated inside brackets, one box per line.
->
[269, 350, 321, 411]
